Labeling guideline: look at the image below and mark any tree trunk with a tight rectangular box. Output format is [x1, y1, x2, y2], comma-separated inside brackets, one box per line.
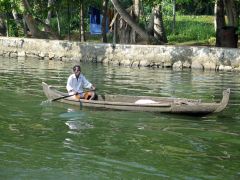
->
[22, 0, 31, 10]
[22, 0, 47, 38]
[113, 9, 118, 46]
[172, 0, 176, 33]
[35, 18, 60, 39]
[131, 0, 140, 43]
[111, 0, 163, 44]
[23, 14, 48, 39]
[147, 9, 154, 36]
[45, 0, 54, 32]
[223, 0, 238, 27]
[215, 0, 225, 30]
[23, 18, 28, 37]
[102, 0, 109, 43]
[12, 9, 22, 37]
[215, 0, 238, 48]
[79, 2, 85, 42]
[0, 15, 7, 36]
[67, 1, 71, 40]
[56, 11, 61, 36]
[22, 0, 59, 39]
[134, 0, 140, 18]
[215, 0, 225, 46]
[153, 4, 167, 43]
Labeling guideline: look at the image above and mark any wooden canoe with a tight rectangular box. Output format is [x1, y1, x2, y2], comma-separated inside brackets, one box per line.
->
[42, 82, 230, 115]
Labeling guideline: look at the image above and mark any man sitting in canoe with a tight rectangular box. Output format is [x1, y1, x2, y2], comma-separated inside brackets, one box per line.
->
[66, 65, 96, 100]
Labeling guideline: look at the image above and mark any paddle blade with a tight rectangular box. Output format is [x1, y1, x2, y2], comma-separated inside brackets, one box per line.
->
[51, 94, 74, 102]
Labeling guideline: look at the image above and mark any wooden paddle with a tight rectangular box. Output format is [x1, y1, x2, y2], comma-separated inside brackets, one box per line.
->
[51, 94, 75, 102]
[51, 89, 96, 102]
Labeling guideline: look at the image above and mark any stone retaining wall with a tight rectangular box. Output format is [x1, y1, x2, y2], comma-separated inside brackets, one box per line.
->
[0, 37, 240, 71]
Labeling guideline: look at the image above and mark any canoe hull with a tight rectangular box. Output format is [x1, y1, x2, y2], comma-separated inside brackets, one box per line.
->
[42, 82, 230, 115]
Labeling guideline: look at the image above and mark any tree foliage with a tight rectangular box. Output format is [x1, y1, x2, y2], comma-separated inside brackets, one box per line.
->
[0, 0, 239, 46]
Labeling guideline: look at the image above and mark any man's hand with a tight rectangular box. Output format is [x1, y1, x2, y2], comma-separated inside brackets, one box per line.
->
[69, 90, 78, 95]
[91, 85, 96, 91]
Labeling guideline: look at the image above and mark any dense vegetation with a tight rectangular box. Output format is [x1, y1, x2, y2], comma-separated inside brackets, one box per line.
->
[0, 0, 239, 46]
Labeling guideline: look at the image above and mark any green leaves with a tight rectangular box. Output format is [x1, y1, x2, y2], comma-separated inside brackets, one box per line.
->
[0, 0, 11, 13]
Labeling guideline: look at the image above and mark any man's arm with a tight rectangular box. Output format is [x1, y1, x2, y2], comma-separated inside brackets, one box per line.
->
[66, 75, 74, 92]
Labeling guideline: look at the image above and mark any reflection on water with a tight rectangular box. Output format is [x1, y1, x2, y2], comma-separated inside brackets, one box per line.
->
[61, 108, 94, 134]
[0, 57, 240, 179]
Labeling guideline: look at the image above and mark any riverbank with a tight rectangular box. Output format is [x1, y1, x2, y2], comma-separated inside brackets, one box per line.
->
[0, 37, 240, 71]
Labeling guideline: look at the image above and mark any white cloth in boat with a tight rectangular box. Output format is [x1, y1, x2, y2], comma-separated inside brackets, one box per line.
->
[66, 74, 92, 95]
[134, 99, 158, 104]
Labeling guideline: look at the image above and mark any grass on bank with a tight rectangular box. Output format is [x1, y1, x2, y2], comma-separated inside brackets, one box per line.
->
[164, 15, 216, 45]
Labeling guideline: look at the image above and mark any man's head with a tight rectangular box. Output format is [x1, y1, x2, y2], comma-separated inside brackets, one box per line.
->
[73, 65, 81, 77]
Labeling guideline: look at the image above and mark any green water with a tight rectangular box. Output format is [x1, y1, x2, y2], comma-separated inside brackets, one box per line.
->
[0, 57, 240, 179]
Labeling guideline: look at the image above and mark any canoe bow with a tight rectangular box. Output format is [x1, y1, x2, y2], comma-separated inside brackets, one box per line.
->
[214, 88, 230, 112]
